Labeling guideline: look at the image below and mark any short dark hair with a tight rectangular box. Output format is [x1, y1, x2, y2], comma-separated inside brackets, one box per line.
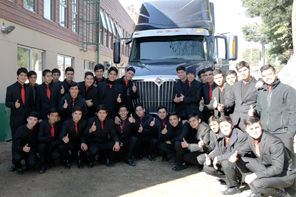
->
[72, 106, 82, 113]
[188, 113, 200, 120]
[235, 61, 250, 71]
[17, 67, 28, 76]
[198, 69, 205, 77]
[48, 108, 59, 115]
[118, 104, 128, 111]
[226, 70, 237, 77]
[176, 65, 186, 72]
[169, 112, 179, 118]
[69, 82, 79, 90]
[135, 103, 144, 109]
[108, 67, 118, 75]
[244, 116, 260, 128]
[260, 64, 276, 73]
[84, 71, 94, 78]
[65, 67, 74, 73]
[218, 116, 233, 125]
[157, 106, 167, 112]
[213, 69, 223, 76]
[28, 111, 38, 118]
[28, 71, 37, 78]
[52, 68, 61, 74]
[204, 67, 214, 73]
[208, 115, 219, 124]
[42, 69, 51, 77]
[97, 104, 108, 113]
[94, 64, 104, 72]
[126, 67, 136, 73]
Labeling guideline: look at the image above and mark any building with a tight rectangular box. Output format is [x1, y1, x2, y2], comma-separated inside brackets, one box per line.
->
[0, 0, 135, 141]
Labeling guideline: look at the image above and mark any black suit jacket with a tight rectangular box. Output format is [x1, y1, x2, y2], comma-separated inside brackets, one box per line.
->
[36, 82, 61, 120]
[13, 124, 39, 153]
[173, 80, 188, 120]
[60, 79, 73, 96]
[5, 82, 34, 127]
[202, 82, 217, 121]
[115, 117, 138, 140]
[78, 82, 99, 119]
[38, 120, 62, 148]
[186, 122, 211, 152]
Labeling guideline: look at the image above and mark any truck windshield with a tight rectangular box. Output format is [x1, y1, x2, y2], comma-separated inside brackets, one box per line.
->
[130, 35, 207, 62]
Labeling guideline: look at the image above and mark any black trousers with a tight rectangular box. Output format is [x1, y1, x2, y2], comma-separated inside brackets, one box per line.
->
[136, 135, 158, 155]
[175, 141, 189, 166]
[159, 141, 176, 159]
[13, 151, 37, 169]
[119, 136, 137, 159]
[38, 143, 60, 166]
[88, 141, 117, 162]
[10, 126, 19, 164]
[236, 157, 296, 196]
[58, 143, 87, 161]
[184, 151, 206, 166]
[204, 159, 240, 188]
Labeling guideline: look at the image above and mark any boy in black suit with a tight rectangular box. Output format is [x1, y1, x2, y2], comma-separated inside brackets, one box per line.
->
[27, 70, 38, 103]
[173, 66, 187, 120]
[93, 64, 105, 86]
[52, 68, 62, 83]
[60, 67, 75, 95]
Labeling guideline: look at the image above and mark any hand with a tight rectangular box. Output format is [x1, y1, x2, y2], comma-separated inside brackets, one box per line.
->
[62, 134, 69, 143]
[114, 116, 121, 125]
[113, 142, 120, 152]
[86, 99, 93, 107]
[213, 97, 218, 109]
[174, 94, 180, 103]
[200, 97, 204, 105]
[15, 99, 20, 109]
[89, 122, 96, 133]
[38, 119, 43, 123]
[23, 143, 30, 152]
[60, 85, 65, 94]
[138, 124, 143, 133]
[128, 114, 135, 123]
[205, 154, 212, 166]
[93, 81, 98, 87]
[63, 100, 68, 109]
[117, 94, 122, 103]
[255, 81, 264, 90]
[248, 105, 255, 116]
[213, 157, 220, 170]
[229, 150, 239, 163]
[150, 118, 156, 127]
[217, 104, 224, 112]
[132, 83, 137, 93]
[161, 125, 168, 134]
[165, 140, 172, 145]
[120, 142, 123, 147]
[198, 138, 205, 148]
[182, 120, 188, 124]
[180, 94, 185, 102]
[245, 173, 257, 184]
[181, 138, 188, 148]
[81, 143, 88, 151]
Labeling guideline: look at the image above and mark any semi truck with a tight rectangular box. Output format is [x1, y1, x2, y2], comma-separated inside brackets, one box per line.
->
[113, 0, 238, 113]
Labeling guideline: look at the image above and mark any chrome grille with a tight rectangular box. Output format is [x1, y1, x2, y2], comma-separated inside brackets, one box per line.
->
[135, 80, 176, 113]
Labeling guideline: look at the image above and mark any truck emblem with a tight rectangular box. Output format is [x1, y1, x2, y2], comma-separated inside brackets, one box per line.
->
[155, 76, 164, 86]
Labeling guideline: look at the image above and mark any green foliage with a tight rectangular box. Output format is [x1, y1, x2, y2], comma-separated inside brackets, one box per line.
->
[242, 48, 260, 69]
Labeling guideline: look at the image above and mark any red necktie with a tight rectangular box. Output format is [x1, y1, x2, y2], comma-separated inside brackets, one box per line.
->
[21, 85, 25, 105]
[220, 88, 224, 92]
[125, 81, 128, 86]
[121, 120, 125, 133]
[209, 85, 213, 101]
[68, 82, 71, 85]
[268, 86, 271, 93]
[109, 84, 113, 89]
[98, 79, 101, 82]
[254, 139, 260, 157]
[72, 98, 75, 105]
[189, 83, 191, 88]
[216, 134, 219, 138]
[140, 118, 143, 122]
[101, 121, 104, 130]
[32, 86, 34, 90]
[225, 137, 230, 147]
[47, 85, 51, 100]
[86, 87, 89, 92]
[243, 81, 247, 85]
[182, 81, 186, 84]
[50, 125, 55, 137]
[74, 123, 78, 135]
[162, 120, 165, 127]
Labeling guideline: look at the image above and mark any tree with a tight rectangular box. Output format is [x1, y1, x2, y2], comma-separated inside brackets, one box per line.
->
[242, 48, 260, 69]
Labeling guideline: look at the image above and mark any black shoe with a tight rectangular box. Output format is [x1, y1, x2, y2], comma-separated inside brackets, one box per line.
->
[125, 158, 136, 166]
[76, 160, 83, 169]
[162, 155, 168, 161]
[49, 161, 56, 168]
[147, 155, 155, 161]
[217, 178, 227, 185]
[88, 162, 94, 168]
[16, 167, 23, 175]
[105, 158, 114, 167]
[65, 160, 71, 169]
[10, 164, 17, 171]
[39, 166, 46, 174]
[172, 164, 187, 171]
[28, 167, 35, 172]
[221, 187, 241, 195]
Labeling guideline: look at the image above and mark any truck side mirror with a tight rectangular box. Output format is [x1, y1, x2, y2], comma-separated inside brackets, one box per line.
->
[113, 41, 121, 64]
[227, 36, 238, 60]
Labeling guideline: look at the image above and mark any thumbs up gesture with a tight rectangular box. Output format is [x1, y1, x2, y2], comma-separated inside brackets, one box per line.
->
[63, 99, 68, 109]
[248, 105, 255, 116]
[180, 94, 185, 102]
[150, 118, 156, 127]
[174, 94, 180, 103]
[213, 97, 218, 109]
[213, 157, 220, 170]
[117, 94, 122, 103]
[217, 104, 224, 112]
[161, 125, 168, 134]
[23, 143, 30, 152]
[89, 122, 96, 133]
[60, 85, 65, 94]
[86, 99, 93, 107]
[62, 134, 69, 143]
[205, 154, 212, 166]
[229, 150, 239, 163]
[181, 138, 188, 148]
[200, 97, 205, 105]
[132, 82, 137, 93]
[198, 137, 205, 148]
[15, 99, 20, 109]
[128, 114, 135, 123]
[138, 124, 143, 133]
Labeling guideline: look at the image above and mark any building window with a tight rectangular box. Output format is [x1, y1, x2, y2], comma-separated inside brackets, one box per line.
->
[72, 0, 78, 32]
[24, 0, 36, 12]
[44, 0, 54, 21]
[104, 31, 108, 48]
[9, 0, 15, 2]
[57, 55, 73, 81]
[60, 0, 67, 27]
[84, 61, 94, 72]
[17, 46, 43, 84]
[99, 19, 103, 45]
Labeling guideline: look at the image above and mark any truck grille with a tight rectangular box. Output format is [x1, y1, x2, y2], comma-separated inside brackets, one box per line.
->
[135, 80, 176, 113]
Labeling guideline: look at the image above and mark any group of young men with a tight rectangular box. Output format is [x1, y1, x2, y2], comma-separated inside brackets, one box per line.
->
[5, 61, 296, 197]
